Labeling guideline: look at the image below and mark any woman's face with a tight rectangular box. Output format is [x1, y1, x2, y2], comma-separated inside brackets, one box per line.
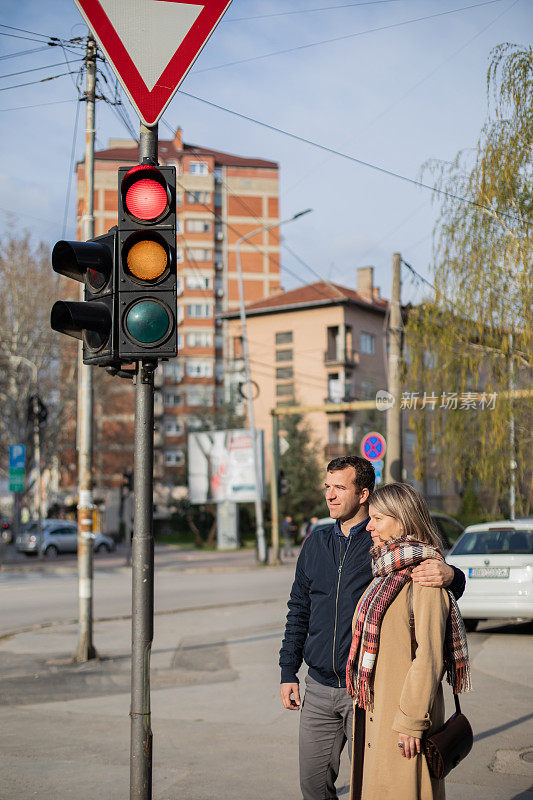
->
[367, 504, 403, 545]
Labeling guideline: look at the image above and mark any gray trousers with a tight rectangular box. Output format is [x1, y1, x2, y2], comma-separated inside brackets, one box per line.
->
[299, 674, 364, 800]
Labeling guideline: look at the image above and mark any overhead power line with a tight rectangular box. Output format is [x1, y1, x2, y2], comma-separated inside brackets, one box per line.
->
[0, 59, 84, 80]
[0, 45, 53, 62]
[225, 0, 401, 22]
[0, 98, 76, 112]
[193, 0, 503, 74]
[0, 70, 80, 92]
[178, 89, 516, 221]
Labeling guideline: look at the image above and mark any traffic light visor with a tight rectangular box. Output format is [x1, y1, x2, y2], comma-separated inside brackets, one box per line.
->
[122, 165, 169, 222]
[52, 240, 112, 292]
[125, 234, 169, 282]
[51, 300, 111, 351]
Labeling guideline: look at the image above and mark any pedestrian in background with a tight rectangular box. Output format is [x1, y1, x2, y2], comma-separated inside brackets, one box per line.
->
[281, 514, 294, 557]
[346, 482, 471, 800]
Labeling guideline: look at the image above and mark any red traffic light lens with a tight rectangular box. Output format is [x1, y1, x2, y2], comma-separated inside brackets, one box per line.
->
[123, 165, 168, 221]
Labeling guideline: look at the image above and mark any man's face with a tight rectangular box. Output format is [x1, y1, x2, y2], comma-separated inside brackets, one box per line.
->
[324, 467, 365, 522]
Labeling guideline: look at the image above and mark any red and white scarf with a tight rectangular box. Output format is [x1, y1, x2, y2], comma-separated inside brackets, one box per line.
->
[346, 539, 471, 709]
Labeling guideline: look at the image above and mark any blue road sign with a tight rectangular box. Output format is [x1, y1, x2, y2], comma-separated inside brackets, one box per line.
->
[361, 432, 386, 462]
[9, 444, 26, 493]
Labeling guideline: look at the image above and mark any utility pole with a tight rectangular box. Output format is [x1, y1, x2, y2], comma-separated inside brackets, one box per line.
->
[129, 122, 158, 800]
[509, 333, 516, 520]
[385, 252, 403, 483]
[32, 391, 44, 560]
[74, 35, 97, 663]
[270, 411, 281, 565]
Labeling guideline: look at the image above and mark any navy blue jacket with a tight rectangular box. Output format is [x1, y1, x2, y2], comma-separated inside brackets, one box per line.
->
[279, 518, 466, 688]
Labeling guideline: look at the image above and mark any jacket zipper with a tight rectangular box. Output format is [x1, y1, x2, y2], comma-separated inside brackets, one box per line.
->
[332, 536, 351, 687]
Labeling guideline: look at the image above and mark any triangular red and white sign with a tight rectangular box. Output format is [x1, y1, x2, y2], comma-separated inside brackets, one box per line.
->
[74, 0, 233, 126]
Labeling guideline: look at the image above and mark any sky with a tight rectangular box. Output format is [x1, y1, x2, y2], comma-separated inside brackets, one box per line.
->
[0, 0, 530, 304]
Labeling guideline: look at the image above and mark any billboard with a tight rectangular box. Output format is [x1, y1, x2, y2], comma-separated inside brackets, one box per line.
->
[188, 429, 264, 504]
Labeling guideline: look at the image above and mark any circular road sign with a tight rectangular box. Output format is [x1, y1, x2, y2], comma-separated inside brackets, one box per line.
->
[361, 431, 386, 462]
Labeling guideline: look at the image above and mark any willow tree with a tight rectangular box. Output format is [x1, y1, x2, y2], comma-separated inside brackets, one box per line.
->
[404, 44, 532, 517]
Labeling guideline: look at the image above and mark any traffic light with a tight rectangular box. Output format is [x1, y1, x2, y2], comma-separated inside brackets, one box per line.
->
[117, 164, 177, 361]
[50, 231, 117, 366]
[278, 469, 290, 496]
[122, 470, 134, 492]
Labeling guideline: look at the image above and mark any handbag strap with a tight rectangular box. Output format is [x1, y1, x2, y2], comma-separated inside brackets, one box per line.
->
[408, 581, 462, 716]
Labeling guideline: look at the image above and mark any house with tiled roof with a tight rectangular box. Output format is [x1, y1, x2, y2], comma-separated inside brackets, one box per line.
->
[220, 267, 389, 474]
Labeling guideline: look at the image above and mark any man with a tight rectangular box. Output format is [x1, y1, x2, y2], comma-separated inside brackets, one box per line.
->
[279, 456, 465, 800]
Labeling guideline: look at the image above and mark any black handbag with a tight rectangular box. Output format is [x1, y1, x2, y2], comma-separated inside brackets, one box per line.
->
[423, 692, 473, 779]
[407, 584, 473, 780]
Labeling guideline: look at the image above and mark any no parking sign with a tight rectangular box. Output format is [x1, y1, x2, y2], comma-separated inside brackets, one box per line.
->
[360, 432, 386, 462]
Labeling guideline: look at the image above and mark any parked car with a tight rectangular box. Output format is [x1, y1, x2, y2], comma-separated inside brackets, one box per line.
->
[447, 520, 533, 631]
[16, 519, 116, 558]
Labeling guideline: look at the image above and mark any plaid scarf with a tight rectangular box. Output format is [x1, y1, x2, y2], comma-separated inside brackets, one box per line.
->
[346, 539, 471, 710]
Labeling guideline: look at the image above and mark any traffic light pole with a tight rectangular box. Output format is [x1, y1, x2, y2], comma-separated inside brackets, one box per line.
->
[130, 122, 158, 800]
[74, 35, 97, 663]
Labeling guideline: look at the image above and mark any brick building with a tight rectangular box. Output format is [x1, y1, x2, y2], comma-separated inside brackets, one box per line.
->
[60, 128, 280, 501]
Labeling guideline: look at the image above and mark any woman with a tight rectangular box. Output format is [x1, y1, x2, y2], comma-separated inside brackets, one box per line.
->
[346, 483, 471, 800]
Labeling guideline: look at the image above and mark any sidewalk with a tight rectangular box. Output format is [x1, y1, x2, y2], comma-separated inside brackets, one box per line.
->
[1, 557, 532, 799]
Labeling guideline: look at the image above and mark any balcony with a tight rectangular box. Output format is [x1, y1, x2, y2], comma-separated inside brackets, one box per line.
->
[323, 348, 359, 367]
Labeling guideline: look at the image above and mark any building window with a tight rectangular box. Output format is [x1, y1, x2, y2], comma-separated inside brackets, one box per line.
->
[163, 362, 183, 381]
[177, 305, 184, 324]
[276, 349, 293, 362]
[186, 190, 211, 204]
[360, 332, 375, 355]
[186, 359, 213, 378]
[177, 334, 184, 349]
[360, 379, 375, 400]
[328, 420, 342, 444]
[186, 218, 211, 233]
[213, 166, 223, 180]
[186, 332, 212, 348]
[164, 449, 185, 466]
[186, 387, 214, 407]
[185, 274, 211, 290]
[165, 419, 184, 436]
[275, 331, 293, 345]
[164, 391, 183, 406]
[214, 333, 223, 349]
[426, 477, 441, 496]
[186, 303, 211, 318]
[214, 192, 222, 207]
[189, 161, 208, 176]
[276, 383, 294, 397]
[276, 367, 293, 380]
[186, 248, 211, 262]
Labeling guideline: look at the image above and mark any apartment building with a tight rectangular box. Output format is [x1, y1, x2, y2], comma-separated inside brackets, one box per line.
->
[223, 267, 389, 475]
[59, 128, 280, 498]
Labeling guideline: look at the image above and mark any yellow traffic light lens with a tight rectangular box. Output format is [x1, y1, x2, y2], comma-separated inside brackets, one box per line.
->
[127, 239, 168, 281]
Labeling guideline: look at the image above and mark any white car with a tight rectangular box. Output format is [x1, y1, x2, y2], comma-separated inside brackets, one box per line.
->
[447, 520, 533, 631]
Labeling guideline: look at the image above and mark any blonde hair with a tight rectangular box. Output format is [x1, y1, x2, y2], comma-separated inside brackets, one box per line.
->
[369, 482, 443, 549]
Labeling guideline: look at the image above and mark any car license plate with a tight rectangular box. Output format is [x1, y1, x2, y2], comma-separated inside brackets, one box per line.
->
[469, 567, 509, 578]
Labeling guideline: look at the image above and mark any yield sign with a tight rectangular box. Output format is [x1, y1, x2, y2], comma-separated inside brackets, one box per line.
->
[74, 0, 233, 126]
[360, 431, 386, 462]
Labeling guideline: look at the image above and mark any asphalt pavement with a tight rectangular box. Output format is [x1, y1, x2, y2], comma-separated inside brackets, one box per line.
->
[0, 545, 532, 800]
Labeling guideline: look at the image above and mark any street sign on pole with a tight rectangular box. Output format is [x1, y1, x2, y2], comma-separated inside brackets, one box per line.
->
[9, 444, 25, 493]
[361, 431, 386, 462]
[73, 0, 234, 126]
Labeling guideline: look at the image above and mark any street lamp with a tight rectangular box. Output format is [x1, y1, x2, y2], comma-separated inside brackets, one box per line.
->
[235, 209, 312, 563]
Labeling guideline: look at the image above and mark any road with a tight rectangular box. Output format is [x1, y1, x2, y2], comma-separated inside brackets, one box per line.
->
[0, 546, 532, 800]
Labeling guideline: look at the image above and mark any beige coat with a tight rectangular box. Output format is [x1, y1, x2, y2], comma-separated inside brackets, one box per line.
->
[350, 581, 450, 800]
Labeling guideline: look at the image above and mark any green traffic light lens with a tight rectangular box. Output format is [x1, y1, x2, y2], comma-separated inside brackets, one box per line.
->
[124, 300, 171, 345]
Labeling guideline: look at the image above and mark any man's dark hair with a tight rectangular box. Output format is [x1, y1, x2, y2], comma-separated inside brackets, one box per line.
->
[326, 455, 375, 494]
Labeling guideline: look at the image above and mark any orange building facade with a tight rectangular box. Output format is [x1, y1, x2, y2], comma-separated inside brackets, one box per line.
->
[60, 128, 280, 499]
